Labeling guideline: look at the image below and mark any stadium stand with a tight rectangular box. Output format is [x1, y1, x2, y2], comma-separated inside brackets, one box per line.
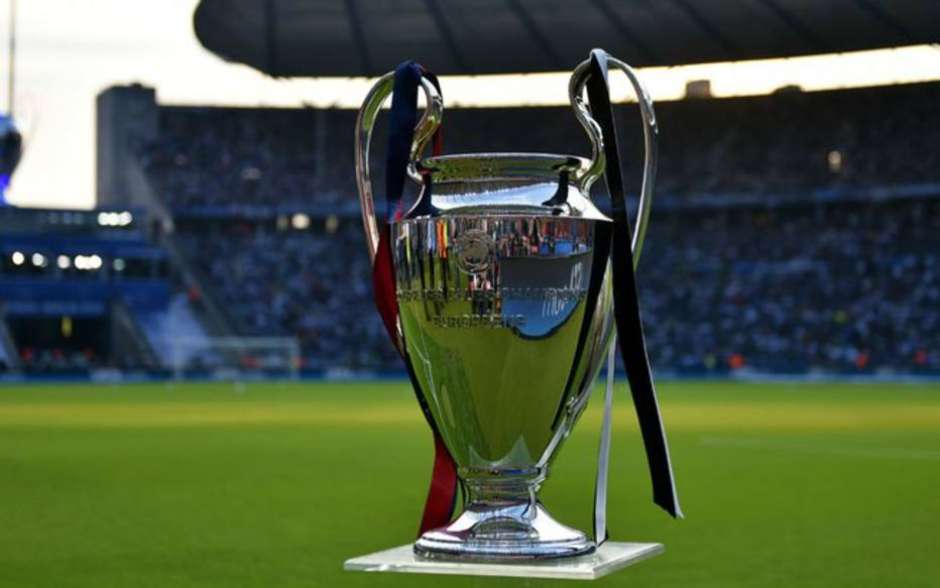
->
[0, 208, 191, 375]
[134, 291, 211, 369]
[641, 199, 940, 374]
[137, 106, 352, 212]
[99, 81, 940, 376]
[140, 83, 940, 210]
[173, 218, 396, 371]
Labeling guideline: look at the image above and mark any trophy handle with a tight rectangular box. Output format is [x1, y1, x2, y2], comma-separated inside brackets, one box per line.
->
[568, 54, 658, 266]
[355, 72, 444, 262]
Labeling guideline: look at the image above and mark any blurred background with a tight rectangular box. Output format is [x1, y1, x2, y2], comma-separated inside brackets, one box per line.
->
[0, 0, 939, 379]
[0, 2, 939, 587]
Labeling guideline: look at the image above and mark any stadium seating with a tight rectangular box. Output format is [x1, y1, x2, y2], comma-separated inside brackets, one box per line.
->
[141, 83, 940, 210]
[175, 220, 398, 371]
[136, 83, 940, 375]
[640, 199, 940, 374]
[0, 209, 181, 374]
[132, 292, 211, 369]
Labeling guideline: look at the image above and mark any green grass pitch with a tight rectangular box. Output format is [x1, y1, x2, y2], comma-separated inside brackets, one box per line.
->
[0, 380, 938, 587]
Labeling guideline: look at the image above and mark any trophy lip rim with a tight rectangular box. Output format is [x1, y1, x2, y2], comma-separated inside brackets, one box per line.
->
[420, 152, 591, 171]
[417, 152, 594, 189]
[423, 152, 590, 161]
[394, 210, 612, 222]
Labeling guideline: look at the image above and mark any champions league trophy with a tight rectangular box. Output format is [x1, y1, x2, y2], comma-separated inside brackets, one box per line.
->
[345, 49, 680, 579]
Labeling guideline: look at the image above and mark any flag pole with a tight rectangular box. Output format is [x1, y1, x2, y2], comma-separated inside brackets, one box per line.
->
[7, 0, 15, 116]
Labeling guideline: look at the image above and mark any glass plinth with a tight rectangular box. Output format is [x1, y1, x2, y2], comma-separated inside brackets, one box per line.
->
[344, 541, 663, 580]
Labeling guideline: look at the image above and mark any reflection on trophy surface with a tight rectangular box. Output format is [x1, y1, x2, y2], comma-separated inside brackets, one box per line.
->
[356, 51, 665, 560]
[394, 164, 614, 558]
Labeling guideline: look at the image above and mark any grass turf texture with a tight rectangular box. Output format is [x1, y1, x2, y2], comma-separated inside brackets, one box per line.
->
[0, 381, 938, 587]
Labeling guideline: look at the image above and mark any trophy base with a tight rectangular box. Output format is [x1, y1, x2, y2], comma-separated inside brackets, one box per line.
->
[344, 541, 663, 580]
[414, 502, 593, 560]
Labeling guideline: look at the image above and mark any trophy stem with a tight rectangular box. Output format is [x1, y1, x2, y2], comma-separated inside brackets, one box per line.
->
[414, 470, 594, 560]
[463, 468, 543, 503]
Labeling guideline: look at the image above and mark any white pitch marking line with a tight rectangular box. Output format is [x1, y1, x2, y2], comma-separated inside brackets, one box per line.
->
[699, 436, 940, 461]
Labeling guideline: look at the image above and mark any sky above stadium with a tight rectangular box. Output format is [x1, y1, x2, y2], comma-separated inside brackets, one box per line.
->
[2, 0, 940, 209]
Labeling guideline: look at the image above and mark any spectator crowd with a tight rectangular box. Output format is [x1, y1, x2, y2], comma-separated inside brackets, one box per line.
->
[142, 82, 940, 209]
[141, 82, 940, 375]
[177, 220, 398, 371]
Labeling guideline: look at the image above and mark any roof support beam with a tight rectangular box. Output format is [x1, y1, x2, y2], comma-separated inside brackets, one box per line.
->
[343, 0, 375, 76]
[589, 0, 661, 64]
[852, 0, 915, 42]
[505, 0, 564, 70]
[671, 0, 740, 59]
[264, 0, 279, 76]
[424, 0, 471, 73]
[756, 0, 829, 54]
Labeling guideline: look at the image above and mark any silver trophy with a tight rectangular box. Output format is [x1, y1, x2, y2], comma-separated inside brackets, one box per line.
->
[354, 53, 659, 561]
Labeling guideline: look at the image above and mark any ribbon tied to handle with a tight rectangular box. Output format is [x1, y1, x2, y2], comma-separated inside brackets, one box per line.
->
[585, 50, 682, 547]
[372, 60, 458, 536]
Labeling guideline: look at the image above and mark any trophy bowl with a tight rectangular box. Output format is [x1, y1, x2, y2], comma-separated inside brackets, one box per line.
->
[393, 153, 615, 559]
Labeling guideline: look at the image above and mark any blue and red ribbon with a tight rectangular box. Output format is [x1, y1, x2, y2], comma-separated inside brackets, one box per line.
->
[372, 60, 458, 536]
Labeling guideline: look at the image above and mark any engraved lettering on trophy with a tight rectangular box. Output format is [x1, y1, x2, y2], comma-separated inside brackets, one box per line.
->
[431, 314, 526, 329]
[542, 261, 587, 317]
[397, 286, 588, 302]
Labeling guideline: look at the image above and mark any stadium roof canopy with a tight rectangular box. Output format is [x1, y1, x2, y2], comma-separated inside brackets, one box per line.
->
[193, 0, 939, 77]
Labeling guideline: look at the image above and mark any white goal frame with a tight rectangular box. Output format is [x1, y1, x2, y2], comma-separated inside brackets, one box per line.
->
[168, 336, 301, 381]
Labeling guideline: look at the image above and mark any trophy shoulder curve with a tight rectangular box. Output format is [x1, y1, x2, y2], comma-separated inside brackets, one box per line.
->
[405, 152, 612, 222]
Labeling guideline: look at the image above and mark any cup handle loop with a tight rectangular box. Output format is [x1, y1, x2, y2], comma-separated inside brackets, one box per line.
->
[354, 73, 443, 262]
[568, 55, 658, 266]
[577, 50, 682, 535]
